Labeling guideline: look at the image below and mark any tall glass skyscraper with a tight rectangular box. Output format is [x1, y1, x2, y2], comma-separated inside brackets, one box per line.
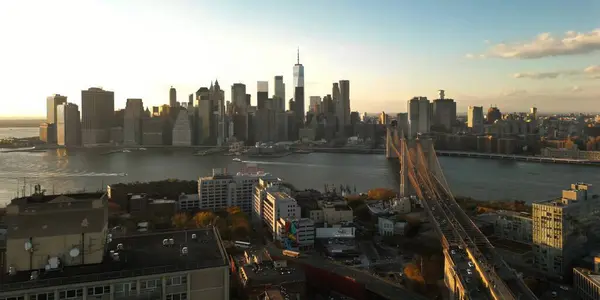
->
[293, 48, 305, 125]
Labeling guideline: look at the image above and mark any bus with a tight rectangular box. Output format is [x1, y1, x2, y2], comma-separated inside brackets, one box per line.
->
[283, 250, 300, 258]
[234, 241, 251, 249]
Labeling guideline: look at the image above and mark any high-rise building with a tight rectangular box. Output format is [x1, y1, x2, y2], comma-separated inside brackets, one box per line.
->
[45, 94, 67, 144]
[172, 109, 193, 146]
[309, 96, 321, 113]
[432, 90, 456, 132]
[198, 168, 277, 215]
[332, 83, 341, 132]
[533, 183, 596, 278]
[407, 97, 431, 139]
[293, 49, 305, 126]
[257, 81, 269, 110]
[467, 106, 484, 134]
[274, 76, 285, 112]
[188, 93, 194, 107]
[338, 80, 350, 126]
[169, 86, 177, 108]
[81, 87, 115, 145]
[56, 103, 80, 146]
[231, 83, 247, 112]
[123, 98, 144, 145]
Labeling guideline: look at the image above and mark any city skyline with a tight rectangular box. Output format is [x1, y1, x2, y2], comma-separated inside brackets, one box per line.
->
[1, 0, 599, 118]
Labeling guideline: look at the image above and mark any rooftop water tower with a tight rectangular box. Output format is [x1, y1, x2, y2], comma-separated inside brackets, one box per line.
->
[438, 90, 445, 100]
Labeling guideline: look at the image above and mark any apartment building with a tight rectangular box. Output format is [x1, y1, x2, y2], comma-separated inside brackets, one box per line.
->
[261, 192, 301, 236]
[252, 177, 290, 223]
[1, 193, 230, 300]
[533, 183, 598, 278]
[494, 211, 533, 244]
[302, 199, 353, 225]
[198, 168, 277, 214]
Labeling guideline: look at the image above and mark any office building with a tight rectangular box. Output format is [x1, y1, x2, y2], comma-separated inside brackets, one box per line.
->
[396, 113, 409, 137]
[252, 177, 291, 224]
[293, 49, 305, 126]
[169, 86, 177, 108]
[309, 96, 321, 113]
[407, 97, 431, 139]
[533, 183, 597, 278]
[231, 83, 247, 112]
[198, 167, 277, 215]
[39, 123, 54, 144]
[332, 83, 341, 131]
[188, 93, 194, 108]
[257, 81, 269, 110]
[468, 106, 484, 134]
[1, 192, 229, 300]
[123, 98, 144, 145]
[574, 266, 600, 300]
[45, 94, 67, 143]
[81, 87, 115, 145]
[142, 117, 164, 146]
[338, 80, 350, 127]
[274, 75, 285, 112]
[56, 103, 81, 146]
[431, 90, 456, 132]
[172, 109, 192, 146]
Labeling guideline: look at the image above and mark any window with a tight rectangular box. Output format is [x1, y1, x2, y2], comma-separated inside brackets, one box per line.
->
[140, 279, 161, 290]
[87, 286, 110, 296]
[31, 293, 55, 300]
[58, 289, 83, 299]
[166, 275, 187, 286]
[2, 297, 25, 300]
[114, 282, 136, 293]
[166, 293, 187, 300]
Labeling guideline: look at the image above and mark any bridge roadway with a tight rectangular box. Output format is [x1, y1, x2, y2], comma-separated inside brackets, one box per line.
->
[266, 245, 426, 300]
[431, 176, 538, 300]
[435, 150, 599, 165]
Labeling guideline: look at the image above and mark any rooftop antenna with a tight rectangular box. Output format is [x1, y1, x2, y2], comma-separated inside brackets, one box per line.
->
[297, 47, 300, 64]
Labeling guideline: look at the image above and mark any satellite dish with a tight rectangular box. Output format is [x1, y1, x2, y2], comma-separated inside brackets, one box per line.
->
[24, 241, 32, 251]
[69, 248, 80, 258]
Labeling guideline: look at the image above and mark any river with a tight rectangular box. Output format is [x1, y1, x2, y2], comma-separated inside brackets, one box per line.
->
[1, 144, 599, 206]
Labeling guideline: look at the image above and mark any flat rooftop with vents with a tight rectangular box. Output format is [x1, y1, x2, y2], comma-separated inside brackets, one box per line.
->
[1, 228, 229, 294]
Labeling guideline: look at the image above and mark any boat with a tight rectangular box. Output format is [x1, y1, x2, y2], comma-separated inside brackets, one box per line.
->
[122, 150, 131, 153]
[233, 158, 242, 162]
[138, 148, 147, 151]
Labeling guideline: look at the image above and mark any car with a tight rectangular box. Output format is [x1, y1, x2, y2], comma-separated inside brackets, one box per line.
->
[468, 262, 474, 267]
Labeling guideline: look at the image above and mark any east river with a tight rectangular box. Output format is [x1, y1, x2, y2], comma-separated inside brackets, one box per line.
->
[1, 127, 599, 206]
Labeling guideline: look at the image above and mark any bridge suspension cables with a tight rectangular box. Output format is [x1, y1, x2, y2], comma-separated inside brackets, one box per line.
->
[390, 130, 537, 300]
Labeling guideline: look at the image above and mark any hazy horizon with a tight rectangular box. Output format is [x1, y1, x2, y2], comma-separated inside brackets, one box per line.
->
[1, 0, 599, 117]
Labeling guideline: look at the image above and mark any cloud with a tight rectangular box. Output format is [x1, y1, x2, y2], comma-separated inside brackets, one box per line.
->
[502, 89, 528, 97]
[513, 65, 600, 80]
[469, 28, 600, 59]
[572, 86, 583, 92]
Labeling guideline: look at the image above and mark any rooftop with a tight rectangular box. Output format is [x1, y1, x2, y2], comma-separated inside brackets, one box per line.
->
[9, 192, 107, 207]
[1, 228, 228, 292]
[240, 260, 304, 286]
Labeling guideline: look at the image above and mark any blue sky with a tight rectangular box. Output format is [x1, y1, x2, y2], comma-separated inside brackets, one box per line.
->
[0, 0, 599, 118]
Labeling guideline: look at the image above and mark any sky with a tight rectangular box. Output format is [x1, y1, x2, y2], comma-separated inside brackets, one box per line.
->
[0, 0, 599, 118]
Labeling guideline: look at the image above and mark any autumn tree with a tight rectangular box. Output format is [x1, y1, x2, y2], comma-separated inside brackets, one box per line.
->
[228, 211, 251, 239]
[226, 206, 242, 215]
[193, 211, 216, 228]
[403, 262, 425, 292]
[171, 212, 190, 229]
[367, 188, 396, 200]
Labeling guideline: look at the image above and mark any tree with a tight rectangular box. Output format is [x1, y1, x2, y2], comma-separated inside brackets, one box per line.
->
[367, 188, 396, 200]
[193, 211, 216, 228]
[228, 212, 251, 239]
[172, 212, 190, 229]
[226, 206, 242, 215]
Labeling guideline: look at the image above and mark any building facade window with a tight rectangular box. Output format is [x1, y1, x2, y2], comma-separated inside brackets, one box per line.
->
[166, 293, 187, 300]
[58, 288, 83, 299]
[30, 293, 55, 300]
[166, 275, 187, 286]
[140, 278, 161, 290]
[87, 285, 110, 296]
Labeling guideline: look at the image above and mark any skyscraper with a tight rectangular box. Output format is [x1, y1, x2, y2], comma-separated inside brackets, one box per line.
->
[467, 106, 484, 134]
[257, 81, 269, 110]
[124, 98, 144, 145]
[231, 83, 247, 112]
[407, 97, 431, 139]
[188, 94, 194, 108]
[56, 103, 80, 146]
[309, 96, 321, 113]
[339, 80, 350, 126]
[81, 87, 115, 145]
[432, 90, 456, 132]
[293, 48, 305, 125]
[169, 86, 177, 108]
[46, 94, 67, 143]
[274, 76, 285, 112]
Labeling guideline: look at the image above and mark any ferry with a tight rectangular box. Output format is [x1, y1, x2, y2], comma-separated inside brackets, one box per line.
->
[232, 158, 242, 162]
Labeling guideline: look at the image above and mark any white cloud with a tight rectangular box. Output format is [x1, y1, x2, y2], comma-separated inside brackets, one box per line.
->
[513, 65, 599, 80]
[469, 28, 600, 59]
